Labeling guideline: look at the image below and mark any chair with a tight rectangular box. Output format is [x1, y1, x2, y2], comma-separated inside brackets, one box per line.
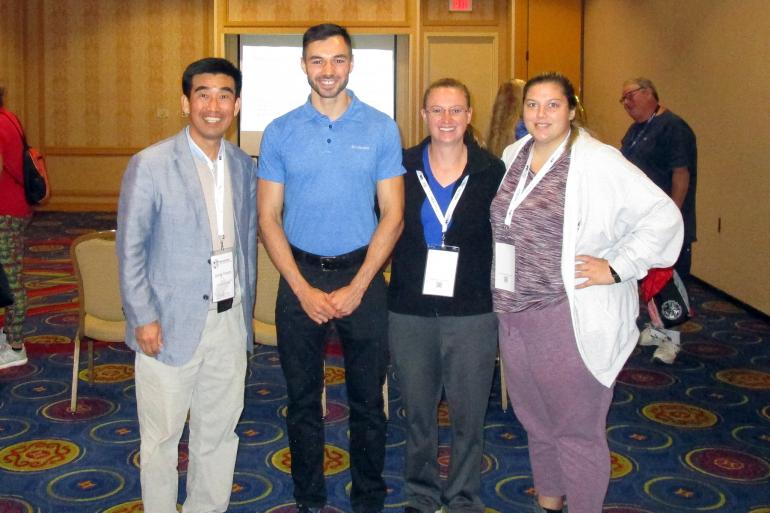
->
[252, 242, 280, 347]
[253, 242, 388, 417]
[69, 230, 126, 413]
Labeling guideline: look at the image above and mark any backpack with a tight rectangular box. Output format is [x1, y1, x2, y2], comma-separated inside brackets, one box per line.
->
[642, 267, 693, 328]
[1, 111, 51, 205]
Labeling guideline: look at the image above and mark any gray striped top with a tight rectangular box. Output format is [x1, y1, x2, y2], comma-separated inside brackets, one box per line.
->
[491, 140, 570, 313]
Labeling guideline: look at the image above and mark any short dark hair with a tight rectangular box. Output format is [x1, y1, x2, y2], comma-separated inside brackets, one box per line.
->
[302, 23, 352, 58]
[182, 58, 242, 98]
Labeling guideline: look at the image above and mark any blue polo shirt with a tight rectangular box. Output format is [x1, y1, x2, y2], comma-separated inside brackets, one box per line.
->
[258, 90, 405, 256]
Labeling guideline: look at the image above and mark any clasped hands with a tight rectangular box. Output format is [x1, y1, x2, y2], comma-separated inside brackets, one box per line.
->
[298, 283, 365, 325]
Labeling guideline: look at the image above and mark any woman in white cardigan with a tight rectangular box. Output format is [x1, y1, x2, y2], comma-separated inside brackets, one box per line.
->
[490, 72, 683, 513]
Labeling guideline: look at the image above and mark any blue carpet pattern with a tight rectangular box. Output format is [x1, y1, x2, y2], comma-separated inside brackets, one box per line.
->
[0, 212, 769, 513]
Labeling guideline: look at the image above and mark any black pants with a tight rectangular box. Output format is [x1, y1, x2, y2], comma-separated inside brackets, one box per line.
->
[275, 261, 388, 513]
[675, 242, 692, 279]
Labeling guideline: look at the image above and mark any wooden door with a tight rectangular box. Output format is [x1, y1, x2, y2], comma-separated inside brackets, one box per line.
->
[515, 0, 583, 94]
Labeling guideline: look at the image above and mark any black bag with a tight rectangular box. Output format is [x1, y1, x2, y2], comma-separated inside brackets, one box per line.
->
[0, 263, 14, 308]
[21, 144, 50, 205]
[1, 111, 50, 205]
[648, 270, 691, 328]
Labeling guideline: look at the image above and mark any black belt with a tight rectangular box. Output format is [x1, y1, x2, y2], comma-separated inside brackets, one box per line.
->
[291, 245, 368, 272]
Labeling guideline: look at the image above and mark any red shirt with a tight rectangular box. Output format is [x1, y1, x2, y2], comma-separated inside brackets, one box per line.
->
[0, 107, 32, 217]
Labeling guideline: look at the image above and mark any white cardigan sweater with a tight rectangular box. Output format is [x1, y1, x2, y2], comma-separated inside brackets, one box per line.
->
[500, 130, 684, 387]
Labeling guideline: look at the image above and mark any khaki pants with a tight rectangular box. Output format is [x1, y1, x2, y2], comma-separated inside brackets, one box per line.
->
[135, 306, 247, 513]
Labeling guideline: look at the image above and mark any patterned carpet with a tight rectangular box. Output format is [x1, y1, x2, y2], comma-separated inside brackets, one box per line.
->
[1, 212, 769, 513]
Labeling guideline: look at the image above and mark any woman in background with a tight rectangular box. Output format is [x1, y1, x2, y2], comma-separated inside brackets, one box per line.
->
[0, 85, 32, 369]
[490, 72, 683, 513]
[486, 78, 527, 157]
[388, 78, 505, 513]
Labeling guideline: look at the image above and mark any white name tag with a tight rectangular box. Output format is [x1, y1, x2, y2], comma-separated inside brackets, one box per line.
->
[210, 249, 235, 303]
[494, 242, 515, 293]
[422, 246, 459, 297]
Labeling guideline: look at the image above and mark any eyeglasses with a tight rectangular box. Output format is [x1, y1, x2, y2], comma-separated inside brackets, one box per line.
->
[619, 87, 645, 103]
[426, 106, 469, 117]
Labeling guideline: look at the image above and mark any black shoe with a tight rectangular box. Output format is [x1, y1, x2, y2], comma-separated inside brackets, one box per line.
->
[297, 505, 322, 513]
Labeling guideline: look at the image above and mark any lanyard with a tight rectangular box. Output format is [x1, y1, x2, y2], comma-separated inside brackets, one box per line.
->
[503, 132, 570, 226]
[416, 170, 469, 245]
[624, 105, 659, 154]
[213, 154, 225, 250]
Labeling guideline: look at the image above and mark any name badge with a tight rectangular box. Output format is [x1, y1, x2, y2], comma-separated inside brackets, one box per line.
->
[494, 242, 515, 293]
[423, 245, 459, 297]
[210, 249, 235, 303]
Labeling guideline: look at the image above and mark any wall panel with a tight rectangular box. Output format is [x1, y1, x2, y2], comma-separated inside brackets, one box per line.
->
[226, 0, 409, 26]
[515, 0, 582, 93]
[33, 0, 212, 211]
[422, 0, 502, 26]
[42, 0, 210, 149]
[418, 0, 509, 146]
[43, 155, 128, 210]
[422, 34, 499, 142]
[0, 0, 27, 118]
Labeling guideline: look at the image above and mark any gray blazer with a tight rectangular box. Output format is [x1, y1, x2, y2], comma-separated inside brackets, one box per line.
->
[117, 129, 258, 366]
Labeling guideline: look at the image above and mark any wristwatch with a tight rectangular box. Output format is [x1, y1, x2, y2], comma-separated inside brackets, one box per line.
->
[609, 265, 621, 283]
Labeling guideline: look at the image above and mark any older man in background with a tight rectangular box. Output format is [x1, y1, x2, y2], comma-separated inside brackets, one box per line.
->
[620, 77, 697, 364]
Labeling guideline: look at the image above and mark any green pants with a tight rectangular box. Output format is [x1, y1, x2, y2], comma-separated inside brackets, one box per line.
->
[0, 215, 30, 347]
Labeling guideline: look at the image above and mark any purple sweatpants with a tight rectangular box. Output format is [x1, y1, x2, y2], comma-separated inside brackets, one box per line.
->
[498, 300, 614, 513]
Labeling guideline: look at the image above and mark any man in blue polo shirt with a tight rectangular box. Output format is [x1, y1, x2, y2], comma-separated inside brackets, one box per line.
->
[257, 23, 405, 513]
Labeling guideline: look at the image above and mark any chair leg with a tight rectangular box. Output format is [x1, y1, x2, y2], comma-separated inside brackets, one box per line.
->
[321, 361, 328, 418]
[499, 356, 508, 412]
[87, 338, 94, 385]
[70, 334, 81, 413]
[383, 374, 389, 419]
[320, 363, 387, 417]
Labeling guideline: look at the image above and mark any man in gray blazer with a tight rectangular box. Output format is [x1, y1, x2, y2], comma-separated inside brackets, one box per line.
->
[117, 57, 257, 513]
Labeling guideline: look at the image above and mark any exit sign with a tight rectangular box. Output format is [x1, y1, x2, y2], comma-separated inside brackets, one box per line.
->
[449, 0, 473, 12]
